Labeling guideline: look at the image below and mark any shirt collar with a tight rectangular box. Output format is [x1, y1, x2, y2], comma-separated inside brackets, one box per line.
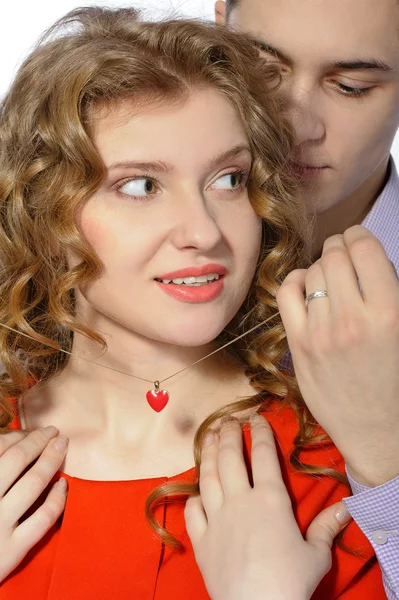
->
[362, 158, 399, 274]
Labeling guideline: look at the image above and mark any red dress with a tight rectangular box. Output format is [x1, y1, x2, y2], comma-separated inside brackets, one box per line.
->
[1, 401, 385, 599]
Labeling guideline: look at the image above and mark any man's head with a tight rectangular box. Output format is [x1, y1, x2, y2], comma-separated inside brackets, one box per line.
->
[217, 0, 399, 215]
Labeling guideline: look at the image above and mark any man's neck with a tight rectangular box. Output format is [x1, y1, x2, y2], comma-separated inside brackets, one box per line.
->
[313, 159, 391, 259]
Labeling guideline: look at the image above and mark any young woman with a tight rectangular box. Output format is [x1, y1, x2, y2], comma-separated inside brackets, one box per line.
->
[0, 7, 395, 599]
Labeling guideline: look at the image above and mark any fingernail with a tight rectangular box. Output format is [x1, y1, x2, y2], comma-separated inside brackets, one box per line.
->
[335, 505, 351, 525]
[40, 425, 58, 438]
[53, 435, 69, 453]
[249, 413, 261, 426]
[221, 416, 237, 426]
[203, 432, 214, 448]
[54, 477, 68, 494]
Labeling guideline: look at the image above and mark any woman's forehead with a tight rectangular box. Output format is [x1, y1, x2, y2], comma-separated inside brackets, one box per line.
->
[91, 89, 250, 170]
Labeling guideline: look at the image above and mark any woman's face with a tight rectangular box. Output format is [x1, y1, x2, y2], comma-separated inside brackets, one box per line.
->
[76, 88, 262, 347]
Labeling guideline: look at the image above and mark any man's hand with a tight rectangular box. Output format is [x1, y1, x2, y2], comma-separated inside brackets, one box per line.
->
[277, 225, 399, 486]
[185, 416, 351, 600]
[0, 427, 68, 583]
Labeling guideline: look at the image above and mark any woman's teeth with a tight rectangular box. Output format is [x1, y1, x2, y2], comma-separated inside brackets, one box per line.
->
[156, 274, 221, 286]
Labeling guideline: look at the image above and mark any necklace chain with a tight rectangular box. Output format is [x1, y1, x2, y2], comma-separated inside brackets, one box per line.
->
[0, 312, 279, 385]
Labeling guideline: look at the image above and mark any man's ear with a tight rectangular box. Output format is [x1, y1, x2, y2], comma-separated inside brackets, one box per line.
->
[215, 1, 227, 23]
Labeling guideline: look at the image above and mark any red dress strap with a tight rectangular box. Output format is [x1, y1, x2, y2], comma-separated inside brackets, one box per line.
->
[8, 397, 22, 430]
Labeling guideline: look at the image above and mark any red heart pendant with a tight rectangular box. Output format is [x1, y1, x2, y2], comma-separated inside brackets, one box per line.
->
[146, 388, 169, 412]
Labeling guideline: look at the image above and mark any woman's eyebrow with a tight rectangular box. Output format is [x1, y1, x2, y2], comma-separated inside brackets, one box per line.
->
[106, 145, 252, 174]
[205, 145, 252, 171]
[106, 160, 173, 173]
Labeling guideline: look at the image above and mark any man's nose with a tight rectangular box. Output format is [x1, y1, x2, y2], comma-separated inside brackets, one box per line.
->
[285, 82, 326, 147]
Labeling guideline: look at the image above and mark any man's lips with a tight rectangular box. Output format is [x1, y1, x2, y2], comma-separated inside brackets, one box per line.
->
[289, 161, 329, 179]
[291, 161, 328, 170]
[156, 264, 227, 280]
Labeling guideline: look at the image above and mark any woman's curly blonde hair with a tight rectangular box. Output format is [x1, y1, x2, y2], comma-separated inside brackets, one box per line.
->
[0, 6, 337, 547]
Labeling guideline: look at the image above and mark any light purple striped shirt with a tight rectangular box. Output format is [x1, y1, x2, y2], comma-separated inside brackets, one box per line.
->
[342, 158, 399, 600]
[362, 159, 399, 273]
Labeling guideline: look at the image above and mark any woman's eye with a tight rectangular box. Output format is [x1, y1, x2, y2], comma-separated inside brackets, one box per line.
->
[212, 172, 244, 190]
[118, 177, 157, 197]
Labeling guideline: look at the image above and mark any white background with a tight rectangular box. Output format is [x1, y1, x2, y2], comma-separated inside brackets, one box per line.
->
[2, 0, 399, 162]
[1, 0, 215, 96]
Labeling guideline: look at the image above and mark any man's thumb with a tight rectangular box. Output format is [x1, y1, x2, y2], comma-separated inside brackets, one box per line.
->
[305, 502, 352, 550]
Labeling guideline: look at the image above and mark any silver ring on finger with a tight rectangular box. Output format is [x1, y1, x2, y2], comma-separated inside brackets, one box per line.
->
[305, 290, 329, 307]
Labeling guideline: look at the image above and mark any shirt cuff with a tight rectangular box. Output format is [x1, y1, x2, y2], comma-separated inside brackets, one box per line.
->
[343, 468, 399, 596]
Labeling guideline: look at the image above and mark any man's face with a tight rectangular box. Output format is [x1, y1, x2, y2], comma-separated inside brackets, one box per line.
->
[224, 0, 399, 214]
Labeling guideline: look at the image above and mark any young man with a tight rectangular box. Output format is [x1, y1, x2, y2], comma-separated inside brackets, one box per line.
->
[215, 2, 399, 598]
[216, 0, 399, 269]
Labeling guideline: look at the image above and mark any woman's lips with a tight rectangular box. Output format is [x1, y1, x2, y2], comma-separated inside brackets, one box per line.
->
[157, 264, 227, 280]
[155, 276, 225, 303]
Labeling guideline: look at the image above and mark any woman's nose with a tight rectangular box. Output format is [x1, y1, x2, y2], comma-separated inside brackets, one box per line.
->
[169, 190, 223, 253]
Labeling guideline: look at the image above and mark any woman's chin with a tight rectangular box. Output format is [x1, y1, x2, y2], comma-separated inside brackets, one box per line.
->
[161, 330, 223, 349]
[151, 321, 228, 349]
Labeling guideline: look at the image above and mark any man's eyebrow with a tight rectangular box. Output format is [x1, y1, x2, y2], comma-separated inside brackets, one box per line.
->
[106, 145, 252, 174]
[250, 37, 394, 73]
[328, 59, 393, 72]
[250, 38, 290, 63]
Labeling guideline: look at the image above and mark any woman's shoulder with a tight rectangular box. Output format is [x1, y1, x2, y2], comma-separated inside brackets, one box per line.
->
[3, 377, 38, 432]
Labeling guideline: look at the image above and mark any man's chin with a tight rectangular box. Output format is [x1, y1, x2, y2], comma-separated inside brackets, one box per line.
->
[300, 186, 346, 216]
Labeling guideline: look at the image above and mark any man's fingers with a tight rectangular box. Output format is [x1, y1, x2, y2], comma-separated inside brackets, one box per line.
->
[276, 269, 307, 341]
[1, 435, 68, 525]
[0, 427, 59, 498]
[12, 478, 68, 552]
[343, 225, 399, 307]
[321, 234, 362, 315]
[306, 501, 352, 551]
[184, 495, 207, 547]
[250, 415, 285, 488]
[0, 431, 28, 458]
[199, 431, 224, 521]
[217, 418, 250, 497]
[304, 261, 330, 326]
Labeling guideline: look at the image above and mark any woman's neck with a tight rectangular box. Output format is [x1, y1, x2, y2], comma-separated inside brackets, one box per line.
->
[23, 329, 253, 441]
[20, 340, 255, 480]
